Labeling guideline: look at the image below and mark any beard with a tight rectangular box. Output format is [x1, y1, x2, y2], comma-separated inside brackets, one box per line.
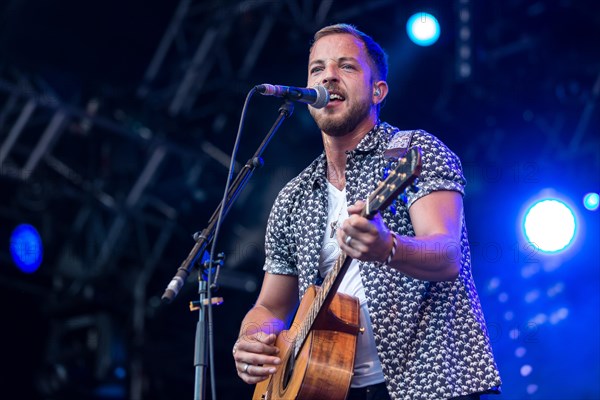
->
[309, 96, 373, 137]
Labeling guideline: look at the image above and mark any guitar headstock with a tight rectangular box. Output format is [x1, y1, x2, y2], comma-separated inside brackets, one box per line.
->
[364, 146, 422, 218]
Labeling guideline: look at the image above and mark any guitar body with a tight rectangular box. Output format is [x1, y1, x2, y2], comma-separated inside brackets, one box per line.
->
[253, 285, 360, 400]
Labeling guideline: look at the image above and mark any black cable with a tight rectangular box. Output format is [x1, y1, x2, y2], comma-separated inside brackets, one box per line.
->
[205, 86, 257, 400]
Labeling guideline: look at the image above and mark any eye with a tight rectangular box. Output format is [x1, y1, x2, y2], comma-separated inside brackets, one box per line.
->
[310, 66, 324, 74]
[341, 64, 355, 70]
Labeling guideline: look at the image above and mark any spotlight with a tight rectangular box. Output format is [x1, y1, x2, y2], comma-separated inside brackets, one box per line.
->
[522, 199, 576, 254]
[406, 12, 441, 47]
[583, 192, 599, 211]
[10, 224, 43, 273]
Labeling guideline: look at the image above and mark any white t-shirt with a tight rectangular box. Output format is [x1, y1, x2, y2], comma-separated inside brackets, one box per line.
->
[318, 182, 385, 388]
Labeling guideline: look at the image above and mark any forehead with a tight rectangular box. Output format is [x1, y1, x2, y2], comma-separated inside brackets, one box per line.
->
[308, 33, 368, 63]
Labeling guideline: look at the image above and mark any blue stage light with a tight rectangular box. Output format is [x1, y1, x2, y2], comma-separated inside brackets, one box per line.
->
[583, 192, 599, 211]
[522, 199, 576, 254]
[406, 12, 441, 46]
[114, 366, 127, 380]
[9, 224, 43, 273]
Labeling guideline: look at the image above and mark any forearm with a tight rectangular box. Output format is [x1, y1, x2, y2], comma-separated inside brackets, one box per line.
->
[387, 232, 461, 281]
[238, 304, 288, 339]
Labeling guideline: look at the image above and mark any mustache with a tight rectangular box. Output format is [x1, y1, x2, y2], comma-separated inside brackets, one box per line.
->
[321, 83, 345, 97]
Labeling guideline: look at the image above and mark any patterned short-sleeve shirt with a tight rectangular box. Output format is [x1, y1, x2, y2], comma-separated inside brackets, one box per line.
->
[263, 122, 502, 400]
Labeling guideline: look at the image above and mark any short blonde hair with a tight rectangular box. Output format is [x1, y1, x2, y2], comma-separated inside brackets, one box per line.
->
[311, 23, 388, 82]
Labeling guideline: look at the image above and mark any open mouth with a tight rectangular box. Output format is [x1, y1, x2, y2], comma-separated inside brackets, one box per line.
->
[328, 92, 345, 102]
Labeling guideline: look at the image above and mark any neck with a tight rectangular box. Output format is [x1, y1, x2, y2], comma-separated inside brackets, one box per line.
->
[323, 118, 377, 191]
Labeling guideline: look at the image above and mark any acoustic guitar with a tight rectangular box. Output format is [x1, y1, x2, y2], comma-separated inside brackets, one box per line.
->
[254, 147, 422, 400]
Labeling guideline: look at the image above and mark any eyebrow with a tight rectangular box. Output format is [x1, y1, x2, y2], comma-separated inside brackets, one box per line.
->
[309, 56, 360, 68]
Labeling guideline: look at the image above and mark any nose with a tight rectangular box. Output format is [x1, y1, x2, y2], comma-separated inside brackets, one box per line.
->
[321, 64, 339, 85]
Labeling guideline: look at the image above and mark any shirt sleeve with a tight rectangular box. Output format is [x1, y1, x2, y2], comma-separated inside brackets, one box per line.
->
[262, 182, 299, 276]
[405, 130, 466, 208]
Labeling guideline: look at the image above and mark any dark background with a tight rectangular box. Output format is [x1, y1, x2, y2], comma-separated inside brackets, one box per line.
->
[0, 1, 598, 399]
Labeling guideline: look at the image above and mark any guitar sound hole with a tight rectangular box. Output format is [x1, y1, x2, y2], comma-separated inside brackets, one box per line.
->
[282, 354, 295, 389]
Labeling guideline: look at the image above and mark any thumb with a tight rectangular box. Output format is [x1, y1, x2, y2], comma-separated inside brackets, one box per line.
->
[259, 332, 277, 345]
[348, 200, 365, 216]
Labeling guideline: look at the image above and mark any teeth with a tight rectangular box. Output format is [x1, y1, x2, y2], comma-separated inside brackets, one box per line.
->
[329, 93, 344, 100]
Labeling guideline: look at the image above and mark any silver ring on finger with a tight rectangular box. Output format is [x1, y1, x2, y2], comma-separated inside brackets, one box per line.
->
[345, 235, 353, 246]
[243, 363, 250, 373]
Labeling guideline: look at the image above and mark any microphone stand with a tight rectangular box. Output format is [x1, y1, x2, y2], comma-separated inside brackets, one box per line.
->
[160, 100, 295, 400]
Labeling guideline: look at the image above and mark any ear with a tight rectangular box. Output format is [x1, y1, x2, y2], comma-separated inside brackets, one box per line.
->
[373, 81, 389, 104]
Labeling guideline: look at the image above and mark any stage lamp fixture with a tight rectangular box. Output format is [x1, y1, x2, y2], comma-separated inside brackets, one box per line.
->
[9, 224, 43, 273]
[522, 199, 576, 254]
[406, 12, 441, 47]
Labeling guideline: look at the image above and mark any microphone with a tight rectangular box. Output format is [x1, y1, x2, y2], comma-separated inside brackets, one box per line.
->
[255, 84, 329, 109]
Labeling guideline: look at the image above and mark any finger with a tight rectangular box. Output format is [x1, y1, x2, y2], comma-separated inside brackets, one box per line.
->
[345, 214, 379, 235]
[341, 242, 363, 259]
[343, 240, 369, 256]
[240, 371, 273, 385]
[238, 332, 277, 346]
[239, 363, 278, 377]
[233, 347, 281, 367]
[237, 362, 278, 385]
[340, 224, 377, 248]
[255, 332, 277, 345]
[242, 374, 270, 385]
[236, 351, 281, 367]
[347, 200, 365, 215]
[234, 336, 281, 367]
[236, 336, 280, 356]
[337, 231, 367, 258]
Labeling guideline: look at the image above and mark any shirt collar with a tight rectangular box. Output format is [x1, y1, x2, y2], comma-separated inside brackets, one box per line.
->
[354, 120, 386, 153]
[308, 121, 390, 188]
[309, 153, 328, 189]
